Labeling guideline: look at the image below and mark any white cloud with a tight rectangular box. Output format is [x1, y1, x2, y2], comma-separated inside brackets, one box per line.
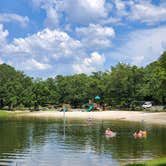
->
[4, 28, 82, 57]
[32, 0, 109, 26]
[110, 26, 166, 66]
[128, 1, 166, 25]
[32, 0, 64, 28]
[31, 0, 166, 28]
[0, 58, 3, 64]
[65, 0, 108, 24]
[24, 59, 51, 70]
[1, 26, 107, 75]
[162, 41, 166, 50]
[100, 17, 121, 25]
[114, 0, 128, 17]
[41, 0, 64, 28]
[0, 24, 9, 47]
[108, 0, 166, 25]
[0, 13, 29, 27]
[44, 6, 59, 28]
[76, 24, 115, 50]
[73, 52, 105, 74]
[1, 28, 83, 72]
[2, 0, 166, 77]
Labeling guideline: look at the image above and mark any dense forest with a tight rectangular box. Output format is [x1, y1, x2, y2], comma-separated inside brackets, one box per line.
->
[0, 52, 165, 111]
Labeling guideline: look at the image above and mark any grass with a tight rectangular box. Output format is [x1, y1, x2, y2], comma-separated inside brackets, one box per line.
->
[0, 110, 10, 117]
[0, 110, 24, 118]
[125, 158, 166, 166]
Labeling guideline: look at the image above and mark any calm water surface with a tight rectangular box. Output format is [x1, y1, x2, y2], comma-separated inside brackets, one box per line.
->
[0, 118, 165, 166]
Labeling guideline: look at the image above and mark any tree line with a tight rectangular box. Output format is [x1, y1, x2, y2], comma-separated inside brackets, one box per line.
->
[0, 52, 165, 111]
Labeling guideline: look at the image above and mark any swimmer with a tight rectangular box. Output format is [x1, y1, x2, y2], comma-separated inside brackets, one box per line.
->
[133, 130, 147, 138]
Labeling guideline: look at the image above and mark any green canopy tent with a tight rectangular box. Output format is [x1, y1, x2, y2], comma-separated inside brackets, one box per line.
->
[95, 95, 101, 100]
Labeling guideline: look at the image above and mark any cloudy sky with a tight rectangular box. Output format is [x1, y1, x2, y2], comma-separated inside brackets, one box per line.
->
[0, 0, 166, 78]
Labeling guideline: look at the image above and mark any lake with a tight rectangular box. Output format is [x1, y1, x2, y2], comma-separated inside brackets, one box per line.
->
[0, 118, 165, 166]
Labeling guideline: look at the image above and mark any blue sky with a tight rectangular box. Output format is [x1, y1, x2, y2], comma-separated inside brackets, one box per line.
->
[0, 0, 166, 78]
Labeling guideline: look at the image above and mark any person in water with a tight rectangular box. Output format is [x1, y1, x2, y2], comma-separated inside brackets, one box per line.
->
[105, 128, 113, 135]
[105, 128, 117, 139]
[133, 130, 147, 138]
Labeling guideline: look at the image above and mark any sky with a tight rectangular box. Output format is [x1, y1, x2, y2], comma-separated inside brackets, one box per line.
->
[0, 0, 166, 78]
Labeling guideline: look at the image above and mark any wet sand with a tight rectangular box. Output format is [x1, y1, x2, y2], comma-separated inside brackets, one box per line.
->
[17, 110, 166, 125]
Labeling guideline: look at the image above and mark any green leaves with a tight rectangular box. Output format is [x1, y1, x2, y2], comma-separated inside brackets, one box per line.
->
[0, 51, 165, 110]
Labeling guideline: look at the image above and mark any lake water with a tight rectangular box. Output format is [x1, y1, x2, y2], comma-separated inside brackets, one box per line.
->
[0, 118, 165, 166]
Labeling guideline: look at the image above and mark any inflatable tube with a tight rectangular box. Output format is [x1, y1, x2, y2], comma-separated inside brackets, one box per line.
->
[105, 131, 117, 138]
[133, 131, 147, 138]
[105, 128, 116, 136]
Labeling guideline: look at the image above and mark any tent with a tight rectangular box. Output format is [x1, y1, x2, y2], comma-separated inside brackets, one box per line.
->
[95, 95, 101, 100]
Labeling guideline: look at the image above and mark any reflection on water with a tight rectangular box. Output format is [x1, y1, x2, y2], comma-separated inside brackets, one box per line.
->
[0, 119, 165, 166]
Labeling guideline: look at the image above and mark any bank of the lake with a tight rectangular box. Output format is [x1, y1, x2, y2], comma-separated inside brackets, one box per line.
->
[10, 110, 166, 126]
[125, 157, 166, 166]
[0, 110, 26, 117]
[0, 110, 10, 117]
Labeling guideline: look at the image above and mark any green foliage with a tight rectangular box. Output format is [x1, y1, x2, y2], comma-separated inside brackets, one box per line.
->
[56, 74, 89, 107]
[141, 54, 166, 104]
[0, 110, 10, 117]
[32, 80, 51, 110]
[104, 63, 145, 108]
[0, 64, 33, 110]
[0, 51, 165, 110]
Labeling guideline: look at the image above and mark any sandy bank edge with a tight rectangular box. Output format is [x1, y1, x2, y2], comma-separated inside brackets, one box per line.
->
[17, 111, 166, 126]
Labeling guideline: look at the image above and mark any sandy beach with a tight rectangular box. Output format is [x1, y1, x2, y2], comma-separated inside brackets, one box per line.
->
[18, 110, 166, 125]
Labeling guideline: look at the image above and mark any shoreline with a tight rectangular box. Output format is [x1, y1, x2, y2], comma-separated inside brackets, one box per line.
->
[15, 110, 166, 126]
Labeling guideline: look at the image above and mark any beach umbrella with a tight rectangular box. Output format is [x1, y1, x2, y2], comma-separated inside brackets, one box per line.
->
[95, 95, 101, 100]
